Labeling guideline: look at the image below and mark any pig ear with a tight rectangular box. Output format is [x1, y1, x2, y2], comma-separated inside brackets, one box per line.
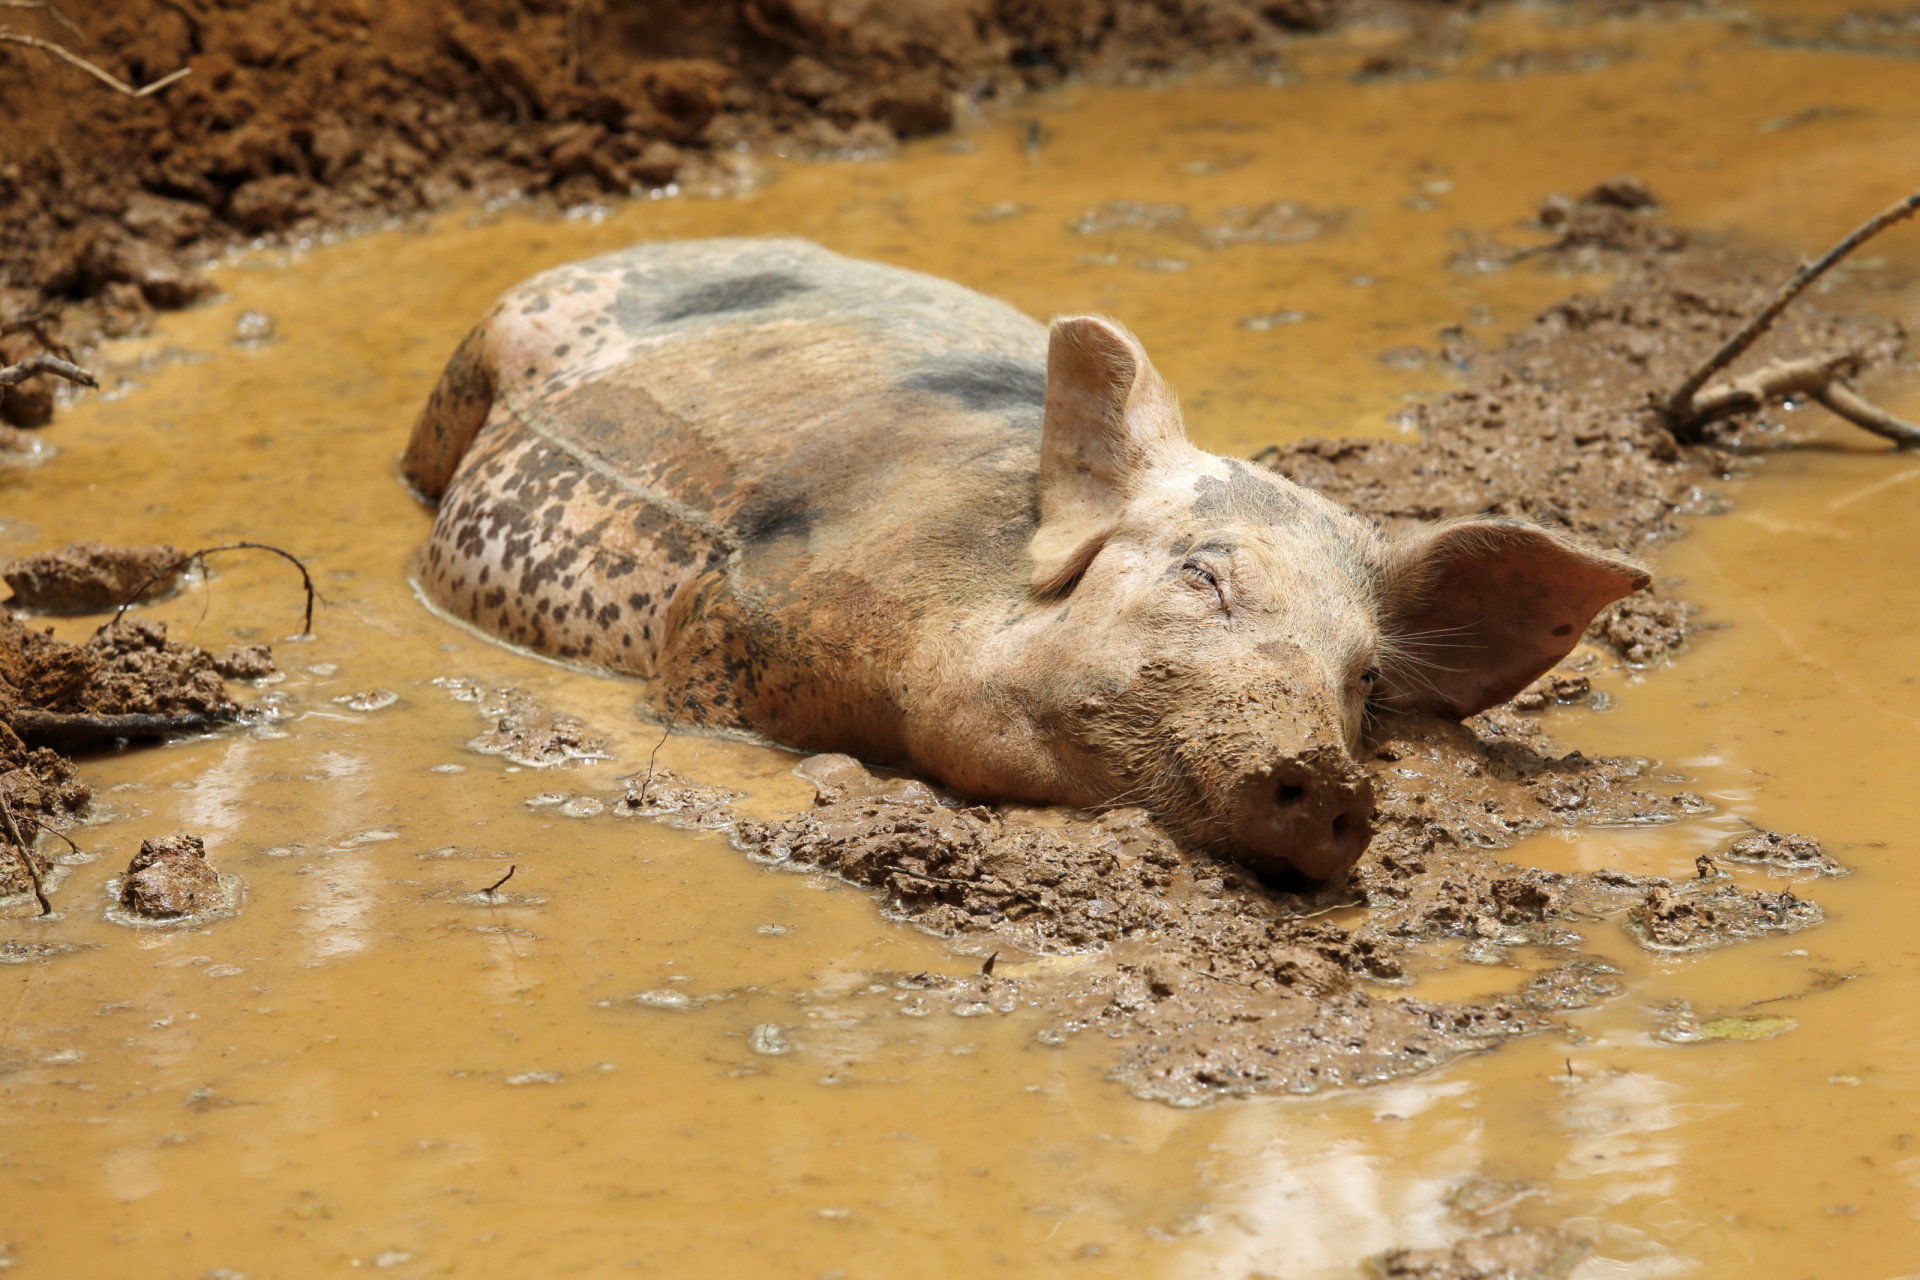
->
[1030, 316, 1188, 593]
[1377, 519, 1649, 717]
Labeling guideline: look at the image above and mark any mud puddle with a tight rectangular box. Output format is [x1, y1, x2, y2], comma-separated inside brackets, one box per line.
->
[4, 5, 1920, 1276]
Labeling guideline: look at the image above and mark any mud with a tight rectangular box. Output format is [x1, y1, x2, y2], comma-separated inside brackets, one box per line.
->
[1372, 1225, 1590, 1279]
[116, 832, 219, 918]
[2, 540, 186, 612]
[0, 0, 1420, 394]
[0, 605, 264, 853]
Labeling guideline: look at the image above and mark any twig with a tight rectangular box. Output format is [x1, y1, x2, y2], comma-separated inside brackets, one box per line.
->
[0, 27, 191, 97]
[0, 1, 83, 40]
[0, 794, 51, 916]
[981, 951, 997, 976]
[1814, 379, 1920, 448]
[1664, 186, 1920, 441]
[0, 353, 97, 390]
[12, 709, 210, 744]
[109, 541, 319, 635]
[485, 864, 516, 896]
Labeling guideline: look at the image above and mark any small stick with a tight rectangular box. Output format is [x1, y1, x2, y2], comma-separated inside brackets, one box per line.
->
[0, 1, 83, 40]
[0, 353, 97, 390]
[1664, 186, 1920, 437]
[980, 951, 998, 976]
[109, 541, 319, 635]
[485, 864, 516, 896]
[1814, 380, 1920, 448]
[0, 27, 191, 97]
[0, 794, 51, 917]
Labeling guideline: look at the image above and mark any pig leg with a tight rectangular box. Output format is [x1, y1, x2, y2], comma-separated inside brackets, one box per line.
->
[412, 407, 728, 680]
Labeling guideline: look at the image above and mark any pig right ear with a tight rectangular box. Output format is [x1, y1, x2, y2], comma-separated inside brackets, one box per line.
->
[1030, 316, 1187, 593]
[1376, 519, 1650, 717]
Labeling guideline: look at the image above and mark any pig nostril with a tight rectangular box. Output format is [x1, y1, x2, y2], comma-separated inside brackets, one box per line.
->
[1274, 783, 1305, 806]
[1330, 812, 1354, 840]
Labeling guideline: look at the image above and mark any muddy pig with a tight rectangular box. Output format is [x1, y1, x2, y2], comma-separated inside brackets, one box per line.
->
[404, 239, 1645, 879]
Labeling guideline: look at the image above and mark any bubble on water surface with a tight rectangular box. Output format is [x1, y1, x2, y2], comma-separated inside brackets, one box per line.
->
[334, 688, 398, 711]
[630, 989, 692, 1010]
[558, 797, 604, 818]
[748, 1024, 791, 1055]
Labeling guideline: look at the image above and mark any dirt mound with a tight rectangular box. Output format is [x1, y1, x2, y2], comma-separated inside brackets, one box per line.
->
[118, 832, 219, 918]
[0, 0, 1383, 379]
[2, 541, 186, 612]
[0, 603, 269, 862]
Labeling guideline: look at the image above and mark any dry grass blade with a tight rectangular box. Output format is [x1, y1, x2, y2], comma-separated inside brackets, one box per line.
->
[0, 27, 191, 97]
[0, 1, 82, 40]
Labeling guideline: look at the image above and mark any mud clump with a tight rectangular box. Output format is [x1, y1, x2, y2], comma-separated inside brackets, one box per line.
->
[213, 644, 277, 681]
[119, 833, 218, 918]
[1372, 1226, 1590, 1280]
[1626, 880, 1822, 952]
[3, 542, 186, 613]
[1721, 829, 1847, 877]
[1, 608, 259, 858]
[614, 767, 740, 831]
[434, 677, 608, 767]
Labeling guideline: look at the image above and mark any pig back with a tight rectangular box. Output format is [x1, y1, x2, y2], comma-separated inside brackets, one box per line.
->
[414, 238, 1051, 739]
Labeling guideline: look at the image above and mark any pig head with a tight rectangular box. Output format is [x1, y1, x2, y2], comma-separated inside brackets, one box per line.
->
[899, 316, 1648, 881]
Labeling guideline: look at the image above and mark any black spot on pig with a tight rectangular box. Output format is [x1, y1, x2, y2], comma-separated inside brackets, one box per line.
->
[901, 355, 1048, 415]
[657, 273, 815, 323]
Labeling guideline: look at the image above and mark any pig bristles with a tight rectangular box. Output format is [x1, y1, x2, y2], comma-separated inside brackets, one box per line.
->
[1662, 185, 1920, 448]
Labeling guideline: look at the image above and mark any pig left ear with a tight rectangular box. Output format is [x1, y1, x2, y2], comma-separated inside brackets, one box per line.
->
[1030, 316, 1188, 594]
[1377, 519, 1650, 718]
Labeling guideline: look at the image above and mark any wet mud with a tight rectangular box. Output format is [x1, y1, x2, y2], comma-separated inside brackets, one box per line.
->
[0, 0, 1409, 388]
[1, 541, 186, 613]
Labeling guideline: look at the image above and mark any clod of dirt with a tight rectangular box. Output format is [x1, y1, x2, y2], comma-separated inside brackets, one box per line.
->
[119, 833, 219, 918]
[434, 677, 609, 767]
[1625, 881, 1823, 952]
[1372, 1226, 1591, 1280]
[1721, 829, 1848, 877]
[2, 542, 186, 613]
[614, 766, 740, 830]
[212, 645, 276, 681]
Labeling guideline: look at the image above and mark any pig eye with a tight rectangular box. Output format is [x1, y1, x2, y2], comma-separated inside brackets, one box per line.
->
[1361, 668, 1379, 688]
[1181, 559, 1226, 609]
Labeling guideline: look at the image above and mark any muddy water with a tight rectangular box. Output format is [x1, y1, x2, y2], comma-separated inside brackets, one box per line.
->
[5, 7, 1920, 1277]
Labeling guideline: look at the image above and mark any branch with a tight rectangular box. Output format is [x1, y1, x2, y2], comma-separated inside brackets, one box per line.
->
[1662, 185, 1920, 444]
[109, 541, 320, 635]
[0, 27, 192, 98]
[0, 793, 51, 916]
[0, 353, 97, 390]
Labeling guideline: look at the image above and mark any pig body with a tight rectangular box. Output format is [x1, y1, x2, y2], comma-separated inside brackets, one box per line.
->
[406, 239, 1646, 878]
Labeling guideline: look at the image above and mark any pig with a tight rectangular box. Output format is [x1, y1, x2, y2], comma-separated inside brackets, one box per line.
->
[403, 239, 1646, 880]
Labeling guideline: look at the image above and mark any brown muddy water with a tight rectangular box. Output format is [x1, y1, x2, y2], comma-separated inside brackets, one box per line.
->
[5, 5, 1920, 1277]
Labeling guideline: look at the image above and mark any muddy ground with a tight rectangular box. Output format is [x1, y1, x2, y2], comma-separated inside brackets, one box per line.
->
[0, 0, 1472, 429]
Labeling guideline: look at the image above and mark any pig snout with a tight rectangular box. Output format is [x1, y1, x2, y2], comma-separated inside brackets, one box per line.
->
[1232, 747, 1374, 881]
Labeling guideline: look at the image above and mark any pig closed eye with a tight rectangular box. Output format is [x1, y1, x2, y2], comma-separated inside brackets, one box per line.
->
[1181, 559, 1226, 609]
